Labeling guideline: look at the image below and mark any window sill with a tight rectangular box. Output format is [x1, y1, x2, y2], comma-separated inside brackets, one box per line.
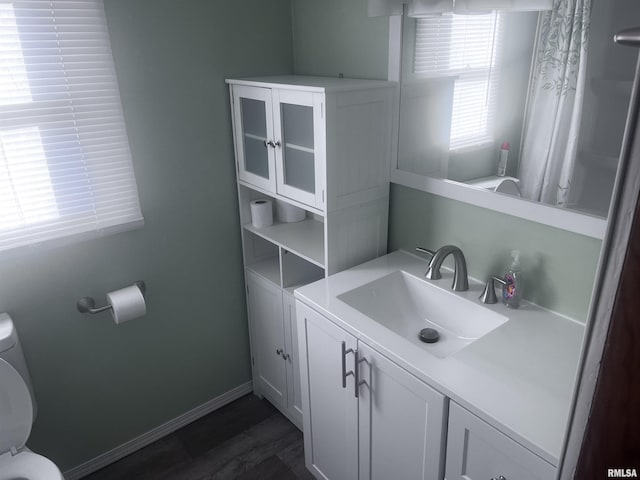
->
[0, 218, 145, 258]
[390, 169, 607, 239]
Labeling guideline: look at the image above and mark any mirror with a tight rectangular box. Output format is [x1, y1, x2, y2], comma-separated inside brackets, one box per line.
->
[395, 0, 639, 228]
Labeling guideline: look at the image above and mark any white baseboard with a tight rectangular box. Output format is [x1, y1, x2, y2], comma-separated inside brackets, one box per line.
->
[63, 381, 253, 480]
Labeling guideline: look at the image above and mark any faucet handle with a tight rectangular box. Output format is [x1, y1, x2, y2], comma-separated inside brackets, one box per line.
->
[415, 246, 435, 259]
[479, 276, 506, 304]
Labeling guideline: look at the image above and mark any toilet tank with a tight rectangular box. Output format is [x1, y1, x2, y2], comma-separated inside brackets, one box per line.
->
[0, 312, 37, 416]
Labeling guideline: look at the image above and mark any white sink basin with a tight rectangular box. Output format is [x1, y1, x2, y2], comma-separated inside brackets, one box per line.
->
[337, 270, 508, 358]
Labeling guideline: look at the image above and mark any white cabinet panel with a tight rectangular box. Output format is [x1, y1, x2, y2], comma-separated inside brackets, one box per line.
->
[232, 85, 276, 192]
[298, 301, 446, 480]
[246, 271, 286, 408]
[297, 301, 359, 480]
[358, 341, 447, 480]
[446, 402, 556, 480]
[283, 292, 303, 427]
[273, 89, 325, 209]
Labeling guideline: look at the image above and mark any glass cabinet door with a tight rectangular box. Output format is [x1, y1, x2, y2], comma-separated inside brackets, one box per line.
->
[232, 85, 276, 192]
[273, 90, 324, 209]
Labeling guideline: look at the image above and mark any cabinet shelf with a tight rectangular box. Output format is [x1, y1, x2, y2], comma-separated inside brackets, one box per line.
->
[284, 142, 315, 154]
[244, 132, 267, 142]
[243, 218, 325, 268]
[246, 256, 280, 286]
[284, 282, 316, 295]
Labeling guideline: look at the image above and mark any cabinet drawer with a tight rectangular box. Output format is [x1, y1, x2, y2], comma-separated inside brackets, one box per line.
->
[445, 402, 556, 480]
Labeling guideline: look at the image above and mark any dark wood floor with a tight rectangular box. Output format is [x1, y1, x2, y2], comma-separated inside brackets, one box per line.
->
[83, 394, 313, 480]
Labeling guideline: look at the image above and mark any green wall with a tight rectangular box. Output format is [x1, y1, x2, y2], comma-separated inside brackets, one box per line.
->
[291, 0, 389, 79]
[388, 186, 602, 320]
[0, 0, 293, 470]
[291, 0, 602, 320]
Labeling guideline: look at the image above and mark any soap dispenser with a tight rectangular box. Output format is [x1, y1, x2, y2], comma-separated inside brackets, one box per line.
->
[503, 250, 522, 309]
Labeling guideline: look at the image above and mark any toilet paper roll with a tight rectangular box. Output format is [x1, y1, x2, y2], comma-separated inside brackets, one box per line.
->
[250, 199, 273, 228]
[107, 284, 147, 324]
[276, 200, 306, 223]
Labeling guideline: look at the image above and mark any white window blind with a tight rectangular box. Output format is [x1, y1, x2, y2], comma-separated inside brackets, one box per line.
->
[414, 12, 504, 150]
[0, 0, 142, 252]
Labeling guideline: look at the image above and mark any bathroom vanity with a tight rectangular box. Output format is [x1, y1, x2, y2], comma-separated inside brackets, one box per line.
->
[295, 250, 584, 480]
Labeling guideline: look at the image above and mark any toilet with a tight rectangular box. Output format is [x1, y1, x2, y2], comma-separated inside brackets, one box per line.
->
[0, 313, 64, 480]
[494, 178, 522, 197]
[466, 175, 522, 197]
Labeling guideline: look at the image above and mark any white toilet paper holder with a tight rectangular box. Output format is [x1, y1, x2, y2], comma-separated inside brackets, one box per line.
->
[77, 281, 146, 314]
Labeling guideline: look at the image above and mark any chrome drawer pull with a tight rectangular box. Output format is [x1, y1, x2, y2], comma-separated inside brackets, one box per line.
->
[341, 341, 354, 388]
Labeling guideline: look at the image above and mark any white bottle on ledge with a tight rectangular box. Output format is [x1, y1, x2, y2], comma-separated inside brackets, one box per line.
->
[497, 141, 510, 177]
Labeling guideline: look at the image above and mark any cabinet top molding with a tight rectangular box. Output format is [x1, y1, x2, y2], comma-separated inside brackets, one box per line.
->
[226, 75, 396, 93]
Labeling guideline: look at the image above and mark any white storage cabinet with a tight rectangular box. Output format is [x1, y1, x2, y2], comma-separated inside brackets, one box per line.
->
[228, 75, 395, 429]
[228, 75, 394, 214]
[296, 301, 447, 480]
[246, 271, 303, 426]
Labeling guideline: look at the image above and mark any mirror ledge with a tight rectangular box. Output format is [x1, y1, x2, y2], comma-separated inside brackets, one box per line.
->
[390, 169, 607, 240]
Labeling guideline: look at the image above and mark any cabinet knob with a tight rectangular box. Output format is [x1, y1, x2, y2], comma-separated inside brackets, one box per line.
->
[282, 353, 291, 360]
[491, 476, 507, 480]
[276, 348, 283, 356]
[273, 140, 281, 148]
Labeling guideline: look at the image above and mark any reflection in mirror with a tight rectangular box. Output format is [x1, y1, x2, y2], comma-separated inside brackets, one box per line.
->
[398, 0, 638, 218]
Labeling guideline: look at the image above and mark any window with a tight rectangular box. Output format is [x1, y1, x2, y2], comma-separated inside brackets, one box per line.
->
[0, 0, 142, 252]
[413, 12, 505, 150]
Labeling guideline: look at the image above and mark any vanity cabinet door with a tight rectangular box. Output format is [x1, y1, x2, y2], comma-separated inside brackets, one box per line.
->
[297, 301, 359, 480]
[445, 402, 556, 480]
[246, 271, 286, 410]
[357, 341, 447, 480]
[232, 85, 277, 192]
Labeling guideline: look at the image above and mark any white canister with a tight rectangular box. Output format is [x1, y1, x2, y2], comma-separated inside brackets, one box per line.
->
[276, 199, 306, 223]
[250, 199, 273, 228]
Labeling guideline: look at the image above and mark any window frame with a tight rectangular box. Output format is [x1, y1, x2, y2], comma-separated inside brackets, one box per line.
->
[0, 0, 144, 255]
[404, 11, 506, 152]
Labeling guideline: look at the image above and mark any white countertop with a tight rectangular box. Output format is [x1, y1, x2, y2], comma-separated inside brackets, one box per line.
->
[294, 250, 585, 467]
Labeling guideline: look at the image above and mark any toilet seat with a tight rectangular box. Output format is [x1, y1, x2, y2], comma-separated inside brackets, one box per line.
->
[494, 178, 522, 197]
[0, 451, 64, 480]
[0, 358, 32, 454]
[0, 359, 63, 479]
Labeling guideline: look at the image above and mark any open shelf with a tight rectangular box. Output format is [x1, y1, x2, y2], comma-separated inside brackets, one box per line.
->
[244, 218, 325, 267]
[246, 256, 280, 286]
[285, 282, 320, 295]
[282, 249, 325, 290]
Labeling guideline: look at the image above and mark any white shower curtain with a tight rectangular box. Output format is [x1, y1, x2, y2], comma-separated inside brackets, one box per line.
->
[519, 0, 591, 206]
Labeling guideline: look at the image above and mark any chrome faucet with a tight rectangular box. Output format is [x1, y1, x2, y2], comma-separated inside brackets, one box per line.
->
[416, 245, 469, 291]
[479, 275, 506, 304]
